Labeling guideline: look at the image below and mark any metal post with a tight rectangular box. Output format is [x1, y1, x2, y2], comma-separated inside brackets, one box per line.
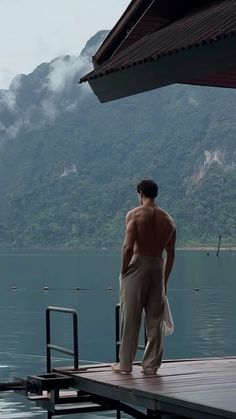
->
[46, 308, 51, 373]
[73, 311, 79, 369]
[115, 304, 122, 419]
[117, 408, 121, 419]
[115, 304, 120, 362]
[216, 234, 222, 256]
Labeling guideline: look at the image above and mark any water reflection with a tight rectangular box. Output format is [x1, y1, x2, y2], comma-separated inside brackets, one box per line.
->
[0, 396, 43, 418]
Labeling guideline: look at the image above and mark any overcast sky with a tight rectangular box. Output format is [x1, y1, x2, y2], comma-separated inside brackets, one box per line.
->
[0, 0, 130, 90]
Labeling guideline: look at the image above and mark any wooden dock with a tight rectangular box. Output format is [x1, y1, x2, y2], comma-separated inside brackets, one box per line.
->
[2, 309, 234, 417]
[52, 357, 236, 418]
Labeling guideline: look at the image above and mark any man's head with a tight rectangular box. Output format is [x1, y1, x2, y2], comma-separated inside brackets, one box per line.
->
[137, 179, 158, 203]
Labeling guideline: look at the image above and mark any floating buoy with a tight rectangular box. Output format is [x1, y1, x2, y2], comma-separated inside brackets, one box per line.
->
[107, 287, 113, 291]
[43, 286, 49, 290]
[11, 286, 17, 290]
[195, 288, 199, 291]
[75, 287, 80, 290]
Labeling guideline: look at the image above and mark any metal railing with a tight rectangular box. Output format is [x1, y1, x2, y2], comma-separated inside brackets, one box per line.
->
[46, 306, 79, 373]
[115, 303, 147, 362]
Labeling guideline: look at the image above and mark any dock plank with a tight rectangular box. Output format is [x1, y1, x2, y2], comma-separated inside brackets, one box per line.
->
[62, 358, 236, 418]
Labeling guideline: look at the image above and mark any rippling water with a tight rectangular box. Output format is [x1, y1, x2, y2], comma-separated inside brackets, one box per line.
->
[0, 249, 236, 418]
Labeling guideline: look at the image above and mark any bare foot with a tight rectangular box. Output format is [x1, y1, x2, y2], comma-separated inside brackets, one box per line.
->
[111, 363, 132, 374]
[141, 369, 157, 376]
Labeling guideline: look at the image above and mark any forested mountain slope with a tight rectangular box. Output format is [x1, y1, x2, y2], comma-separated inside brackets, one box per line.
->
[0, 31, 235, 249]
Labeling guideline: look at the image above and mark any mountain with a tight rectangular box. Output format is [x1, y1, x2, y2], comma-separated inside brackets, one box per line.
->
[0, 31, 235, 249]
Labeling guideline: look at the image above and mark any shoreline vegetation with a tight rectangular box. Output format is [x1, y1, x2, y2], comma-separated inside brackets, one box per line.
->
[176, 246, 236, 251]
[0, 244, 235, 253]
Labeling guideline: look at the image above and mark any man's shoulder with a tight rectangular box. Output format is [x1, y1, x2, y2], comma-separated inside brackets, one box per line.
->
[126, 206, 142, 220]
[158, 207, 176, 227]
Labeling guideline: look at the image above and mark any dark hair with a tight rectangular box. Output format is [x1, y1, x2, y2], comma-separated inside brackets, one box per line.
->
[137, 179, 158, 198]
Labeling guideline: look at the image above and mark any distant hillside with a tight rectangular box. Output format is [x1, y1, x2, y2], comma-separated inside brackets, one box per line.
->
[0, 31, 235, 249]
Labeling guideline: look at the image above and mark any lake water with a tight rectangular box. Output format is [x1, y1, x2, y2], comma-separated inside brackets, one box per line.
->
[0, 250, 236, 418]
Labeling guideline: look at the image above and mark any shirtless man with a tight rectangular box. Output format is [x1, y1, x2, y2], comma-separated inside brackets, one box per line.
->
[112, 179, 176, 375]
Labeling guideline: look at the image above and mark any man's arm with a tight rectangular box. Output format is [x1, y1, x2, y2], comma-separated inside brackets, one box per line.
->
[121, 212, 136, 276]
[164, 229, 176, 293]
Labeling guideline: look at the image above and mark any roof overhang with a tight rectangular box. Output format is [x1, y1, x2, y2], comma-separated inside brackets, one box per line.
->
[80, 0, 236, 103]
[87, 35, 236, 102]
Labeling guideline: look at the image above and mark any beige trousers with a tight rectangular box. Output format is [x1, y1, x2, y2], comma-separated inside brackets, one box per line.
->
[119, 255, 165, 374]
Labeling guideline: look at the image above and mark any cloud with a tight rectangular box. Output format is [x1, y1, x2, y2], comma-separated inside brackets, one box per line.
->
[6, 121, 22, 138]
[0, 119, 26, 139]
[0, 90, 17, 111]
[0, 121, 6, 132]
[46, 55, 92, 93]
[44, 30, 107, 99]
[65, 102, 77, 113]
[40, 97, 58, 120]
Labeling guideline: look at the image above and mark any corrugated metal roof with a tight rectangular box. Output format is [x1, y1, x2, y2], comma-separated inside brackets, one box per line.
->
[81, 0, 236, 83]
[93, 0, 152, 66]
[93, 0, 170, 67]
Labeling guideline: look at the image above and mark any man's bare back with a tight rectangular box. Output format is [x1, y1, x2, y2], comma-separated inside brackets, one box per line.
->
[127, 205, 175, 258]
[121, 180, 176, 288]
